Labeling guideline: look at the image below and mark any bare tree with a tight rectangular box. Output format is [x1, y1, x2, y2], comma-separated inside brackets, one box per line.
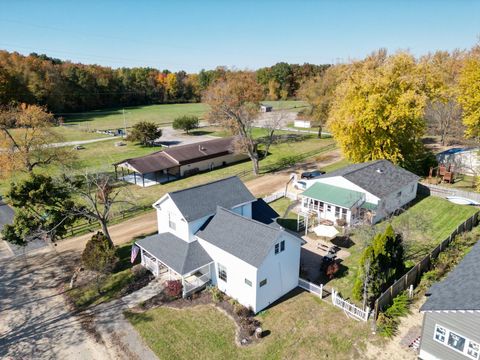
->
[203, 72, 264, 175]
[67, 172, 133, 246]
[425, 99, 463, 146]
[258, 109, 287, 159]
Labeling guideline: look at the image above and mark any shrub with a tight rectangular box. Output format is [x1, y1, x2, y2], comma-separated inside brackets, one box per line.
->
[172, 115, 199, 134]
[384, 292, 410, 318]
[209, 286, 224, 303]
[377, 313, 398, 338]
[377, 291, 410, 338]
[165, 280, 183, 298]
[81, 232, 118, 274]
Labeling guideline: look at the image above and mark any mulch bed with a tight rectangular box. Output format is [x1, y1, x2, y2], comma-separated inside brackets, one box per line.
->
[134, 289, 264, 346]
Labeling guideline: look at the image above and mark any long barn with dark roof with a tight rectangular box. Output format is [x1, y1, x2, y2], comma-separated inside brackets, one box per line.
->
[113, 136, 248, 187]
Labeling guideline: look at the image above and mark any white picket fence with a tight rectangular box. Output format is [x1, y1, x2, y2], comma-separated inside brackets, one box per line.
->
[331, 289, 370, 321]
[263, 192, 284, 204]
[298, 278, 323, 299]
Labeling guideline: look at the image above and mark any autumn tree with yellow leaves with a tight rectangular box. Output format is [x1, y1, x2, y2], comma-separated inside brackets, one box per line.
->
[0, 103, 71, 178]
[327, 51, 428, 171]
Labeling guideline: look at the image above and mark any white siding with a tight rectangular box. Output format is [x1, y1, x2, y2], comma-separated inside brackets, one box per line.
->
[255, 233, 301, 312]
[197, 237, 258, 310]
[373, 181, 417, 223]
[155, 196, 190, 241]
[179, 153, 248, 176]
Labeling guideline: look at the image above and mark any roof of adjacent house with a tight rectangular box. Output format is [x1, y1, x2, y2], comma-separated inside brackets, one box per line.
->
[420, 241, 480, 312]
[136, 233, 212, 275]
[114, 137, 239, 174]
[197, 207, 296, 268]
[319, 160, 419, 199]
[166, 176, 256, 221]
[302, 182, 364, 208]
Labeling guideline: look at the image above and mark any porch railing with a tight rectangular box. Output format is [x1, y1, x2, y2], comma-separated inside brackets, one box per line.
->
[183, 273, 211, 296]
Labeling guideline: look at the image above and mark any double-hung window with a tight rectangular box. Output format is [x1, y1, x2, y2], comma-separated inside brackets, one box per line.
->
[275, 240, 285, 254]
[218, 263, 227, 282]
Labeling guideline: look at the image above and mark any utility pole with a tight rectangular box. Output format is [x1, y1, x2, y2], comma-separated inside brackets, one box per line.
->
[123, 108, 127, 137]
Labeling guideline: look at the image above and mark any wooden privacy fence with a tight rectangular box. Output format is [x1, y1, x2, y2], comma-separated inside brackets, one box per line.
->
[298, 278, 323, 298]
[373, 211, 480, 319]
[331, 289, 370, 321]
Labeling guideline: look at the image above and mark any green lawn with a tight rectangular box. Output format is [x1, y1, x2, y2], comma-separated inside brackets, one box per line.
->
[327, 196, 478, 301]
[62, 101, 308, 131]
[269, 197, 299, 232]
[126, 292, 370, 360]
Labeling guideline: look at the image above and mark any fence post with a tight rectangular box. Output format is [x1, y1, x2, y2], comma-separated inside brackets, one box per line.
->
[319, 284, 323, 299]
[408, 284, 414, 299]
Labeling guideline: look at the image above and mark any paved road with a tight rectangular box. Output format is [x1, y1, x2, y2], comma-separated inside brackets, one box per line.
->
[0, 249, 114, 359]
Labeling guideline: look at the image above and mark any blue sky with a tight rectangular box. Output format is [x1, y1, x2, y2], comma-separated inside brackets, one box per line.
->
[1, 0, 479, 72]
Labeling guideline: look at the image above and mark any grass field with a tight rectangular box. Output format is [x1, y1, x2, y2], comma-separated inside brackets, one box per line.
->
[326, 196, 478, 300]
[62, 101, 308, 132]
[126, 291, 370, 360]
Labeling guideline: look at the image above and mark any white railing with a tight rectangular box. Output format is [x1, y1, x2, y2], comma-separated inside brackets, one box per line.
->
[298, 278, 323, 299]
[263, 192, 284, 204]
[142, 253, 159, 276]
[331, 289, 370, 321]
[183, 273, 211, 295]
[285, 191, 298, 201]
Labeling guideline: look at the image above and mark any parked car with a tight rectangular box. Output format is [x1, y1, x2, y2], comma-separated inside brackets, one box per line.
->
[294, 180, 308, 190]
[301, 170, 325, 179]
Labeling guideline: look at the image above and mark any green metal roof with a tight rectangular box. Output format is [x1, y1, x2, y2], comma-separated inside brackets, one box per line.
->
[361, 202, 378, 211]
[302, 182, 363, 208]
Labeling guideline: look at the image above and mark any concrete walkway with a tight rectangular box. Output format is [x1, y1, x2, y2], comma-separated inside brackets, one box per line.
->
[121, 276, 166, 309]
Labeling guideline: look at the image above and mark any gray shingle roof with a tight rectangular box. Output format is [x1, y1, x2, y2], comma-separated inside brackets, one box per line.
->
[167, 176, 256, 221]
[196, 207, 294, 268]
[320, 160, 419, 198]
[420, 241, 480, 312]
[136, 233, 212, 275]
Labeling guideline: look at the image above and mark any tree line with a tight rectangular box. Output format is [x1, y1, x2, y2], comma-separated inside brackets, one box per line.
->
[0, 50, 328, 113]
[297, 45, 480, 174]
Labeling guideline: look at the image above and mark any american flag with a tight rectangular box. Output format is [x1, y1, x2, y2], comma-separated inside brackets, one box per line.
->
[131, 245, 140, 263]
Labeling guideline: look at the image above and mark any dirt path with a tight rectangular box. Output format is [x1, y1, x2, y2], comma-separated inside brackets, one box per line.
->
[55, 212, 158, 254]
[0, 249, 115, 359]
[245, 148, 343, 196]
[365, 301, 424, 360]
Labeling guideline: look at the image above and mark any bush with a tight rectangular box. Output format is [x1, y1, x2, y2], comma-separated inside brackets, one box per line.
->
[208, 286, 224, 303]
[164, 280, 183, 298]
[81, 232, 118, 274]
[377, 313, 398, 338]
[172, 115, 199, 134]
[377, 291, 410, 338]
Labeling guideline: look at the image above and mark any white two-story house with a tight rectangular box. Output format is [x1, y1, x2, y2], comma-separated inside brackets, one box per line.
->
[299, 160, 419, 226]
[134, 176, 302, 312]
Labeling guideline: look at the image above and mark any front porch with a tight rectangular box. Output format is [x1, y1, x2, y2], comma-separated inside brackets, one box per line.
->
[137, 239, 213, 298]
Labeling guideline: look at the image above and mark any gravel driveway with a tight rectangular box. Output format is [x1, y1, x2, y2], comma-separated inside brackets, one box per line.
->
[0, 249, 113, 359]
